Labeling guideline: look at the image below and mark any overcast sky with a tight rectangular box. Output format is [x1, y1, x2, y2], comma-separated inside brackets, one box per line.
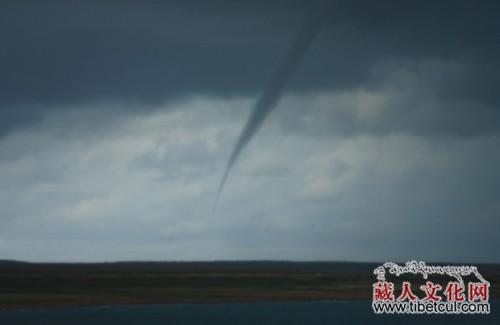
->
[1, 0, 499, 262]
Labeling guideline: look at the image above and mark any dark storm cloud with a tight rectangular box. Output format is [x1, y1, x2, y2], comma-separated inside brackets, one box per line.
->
[1, 0, 499, 136]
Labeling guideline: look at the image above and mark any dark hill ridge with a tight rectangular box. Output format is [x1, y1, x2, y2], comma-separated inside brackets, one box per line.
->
[0, 260, 379, 272]
[1, 261, 498, 308]
[0, 260, 29, 265]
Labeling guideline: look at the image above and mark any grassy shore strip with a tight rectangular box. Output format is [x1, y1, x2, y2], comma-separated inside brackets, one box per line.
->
[1, 261, 498, 308]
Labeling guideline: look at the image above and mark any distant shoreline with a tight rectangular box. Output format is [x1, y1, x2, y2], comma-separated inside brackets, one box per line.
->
[1, 261, 498, 309]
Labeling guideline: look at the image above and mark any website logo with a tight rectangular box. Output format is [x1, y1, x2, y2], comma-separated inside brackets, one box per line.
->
[372, 260, 490, 314]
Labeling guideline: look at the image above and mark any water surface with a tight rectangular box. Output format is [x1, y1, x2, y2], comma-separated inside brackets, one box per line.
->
[1, 301, 498, 324]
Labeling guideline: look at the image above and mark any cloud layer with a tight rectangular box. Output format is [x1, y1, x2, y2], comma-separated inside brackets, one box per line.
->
[0, 0, 499, 262]
[1, 90, 499, 262]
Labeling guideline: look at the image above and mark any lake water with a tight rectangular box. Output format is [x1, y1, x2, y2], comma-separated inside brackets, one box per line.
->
[1, 301, 499, 324]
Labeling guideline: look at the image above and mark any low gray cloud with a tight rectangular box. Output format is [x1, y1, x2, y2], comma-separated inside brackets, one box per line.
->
[0, 96, 499, 262]
[278, 59, 500, 138]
